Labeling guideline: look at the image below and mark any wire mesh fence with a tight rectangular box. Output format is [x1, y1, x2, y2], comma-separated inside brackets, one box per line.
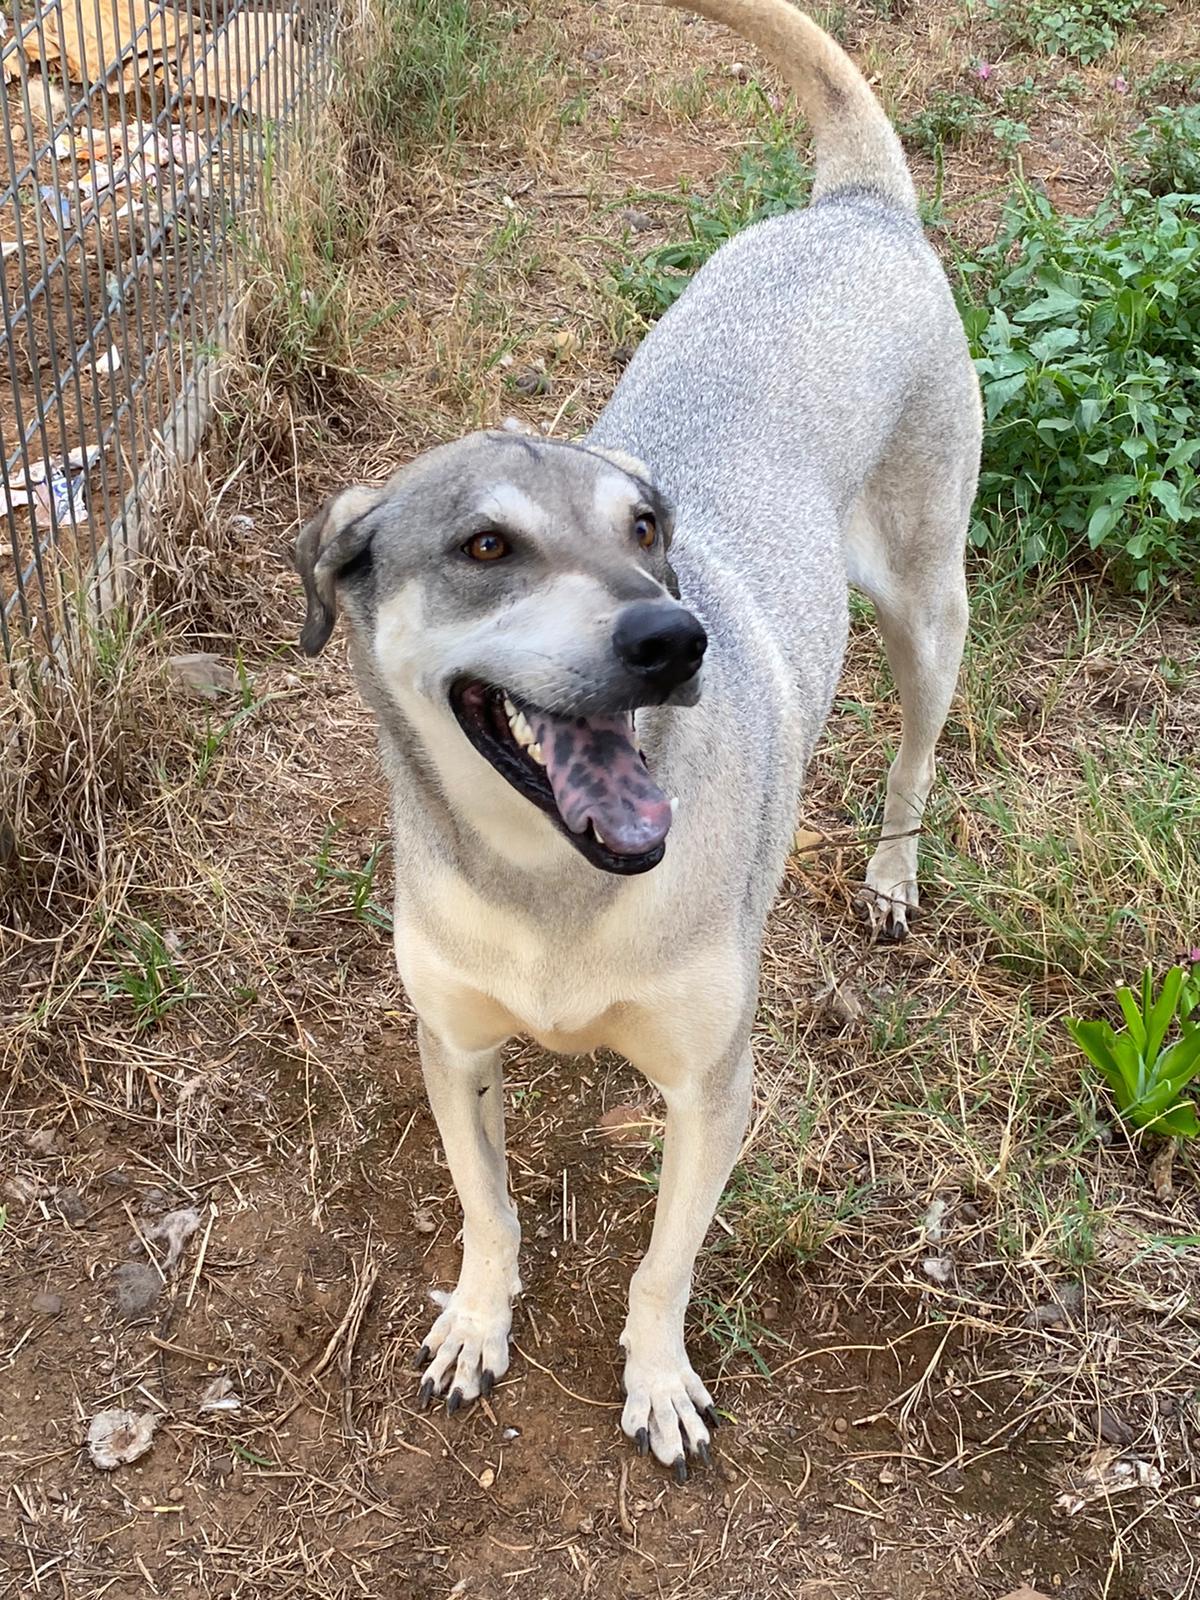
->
[0, 0, 337, 663]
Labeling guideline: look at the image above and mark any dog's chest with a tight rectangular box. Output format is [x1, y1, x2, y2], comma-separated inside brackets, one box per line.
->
[397, 866, 663, 1048]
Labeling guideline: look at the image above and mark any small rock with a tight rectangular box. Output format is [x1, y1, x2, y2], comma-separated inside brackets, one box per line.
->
[3, 1174, 47, 1205]
[139, 1186, 170, 1216]
[1098, 1407, 1134, 1447]
[87, 1408, 157, 1470]
[833, 1416, 848, 1435]
[596, 1103, 655, 1144]
[501, 1427, 520, 1441]
[478, 1466, 496, 1489]
[211, 1453, 236, 1481]
[726, 60, 750, 79]
[511, 368, 551, 397]
[111, 1262, 161, 1320]
[32, 1290, 64, 1316]
[164, 653, 239, 701]
[619, 207, 655, 233]
[612, 342, 637, 368]
[922, 1255, 955, 1285]
[24, 1128, 59, 1155]
[411, 1207, 437, 1235]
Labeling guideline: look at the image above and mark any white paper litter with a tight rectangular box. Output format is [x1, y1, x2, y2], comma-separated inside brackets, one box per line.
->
[87, 1408, 157, 1470]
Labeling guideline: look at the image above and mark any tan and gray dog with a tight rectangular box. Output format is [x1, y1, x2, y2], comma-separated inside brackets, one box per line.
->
[296, 0, 979, 1479]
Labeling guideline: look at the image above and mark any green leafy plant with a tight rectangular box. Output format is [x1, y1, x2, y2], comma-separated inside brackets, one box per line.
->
[1068, 963, 1200, 1138]
[958, 180, 1200, 592]
[989, 0, 1161, 64]
[1130, 102, 1200, 197]
[899, 91, 983, 154]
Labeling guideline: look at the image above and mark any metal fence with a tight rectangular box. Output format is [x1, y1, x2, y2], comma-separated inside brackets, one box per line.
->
[0, 0, 337, 661]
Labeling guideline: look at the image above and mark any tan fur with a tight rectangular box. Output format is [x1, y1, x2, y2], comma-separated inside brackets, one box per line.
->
[661, 0, 916, 212]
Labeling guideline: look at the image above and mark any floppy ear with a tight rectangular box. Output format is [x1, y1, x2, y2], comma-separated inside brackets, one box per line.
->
[293, 485, 383, 656]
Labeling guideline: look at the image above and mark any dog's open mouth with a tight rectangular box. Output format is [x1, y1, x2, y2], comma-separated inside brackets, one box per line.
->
[450, 680, 674, 875]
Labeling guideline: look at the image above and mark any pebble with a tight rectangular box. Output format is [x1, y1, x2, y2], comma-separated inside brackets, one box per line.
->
[511, 368, 551, 397]
[833, 1416, 848, 1435]
[32, 1290, 64, 1316]
[478, 1467, 495, 1489]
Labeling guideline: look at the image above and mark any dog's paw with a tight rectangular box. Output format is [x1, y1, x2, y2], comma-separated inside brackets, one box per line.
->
[415, 1285, 512, 1413]
[859, 860, 919, 941]
[620, 1344, 718, 1481]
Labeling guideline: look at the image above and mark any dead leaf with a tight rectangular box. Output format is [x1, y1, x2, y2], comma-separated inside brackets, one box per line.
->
[198, 1375, 240, 1413]
[792, 828, 826, 856]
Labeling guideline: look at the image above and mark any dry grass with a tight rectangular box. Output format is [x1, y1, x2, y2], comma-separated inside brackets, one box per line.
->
[2, 2, 1200, 1597]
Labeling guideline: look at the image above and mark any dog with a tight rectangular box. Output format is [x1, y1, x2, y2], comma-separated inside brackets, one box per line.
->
[295, 0, 979, 1479]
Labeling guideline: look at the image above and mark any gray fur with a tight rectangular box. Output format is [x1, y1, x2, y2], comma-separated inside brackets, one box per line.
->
[296, 0, 980, 1473]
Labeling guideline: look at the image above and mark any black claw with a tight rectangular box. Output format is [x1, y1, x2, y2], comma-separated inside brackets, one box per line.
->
[481, 1370, 495, 1399]
[695, 1439, 710, 1467]
[447, 1387, 464, 1415]
[673, 1456, 688, 1485]
[415, 1344, 431, 1369]
[417, 1377, 434, 1411]
[635, 1427, 650, 1458]
[701, 1405, 720, 1431]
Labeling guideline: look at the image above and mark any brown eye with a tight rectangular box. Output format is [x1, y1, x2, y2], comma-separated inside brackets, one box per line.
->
[464, 531, 509, 562]
[635, 513, 656, 550]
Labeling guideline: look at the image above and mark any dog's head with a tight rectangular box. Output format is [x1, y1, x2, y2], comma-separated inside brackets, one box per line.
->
[295, 429, 705, 876]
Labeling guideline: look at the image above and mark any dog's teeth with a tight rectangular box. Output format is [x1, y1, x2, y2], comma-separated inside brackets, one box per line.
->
[507, 707, 534, 748]
[669, 796, 679, 815]
[528, 741, 545, 764]
[503, 696, 516, 718]
[593, 827, 606, 846]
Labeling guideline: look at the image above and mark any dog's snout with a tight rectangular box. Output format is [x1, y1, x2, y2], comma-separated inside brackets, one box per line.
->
[613, 601, 707, 692]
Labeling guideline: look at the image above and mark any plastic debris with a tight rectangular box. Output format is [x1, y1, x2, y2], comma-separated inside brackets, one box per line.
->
[87, 1408, 157, 1469]
[1055, 1448, 1163, 1515]
[2, 446, 100, 526]
[198, 1375, 240, 1413]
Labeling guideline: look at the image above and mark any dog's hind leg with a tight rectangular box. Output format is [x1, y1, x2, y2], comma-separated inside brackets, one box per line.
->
[413, 1022, 522, 1410]
[844, 462, 971, 939]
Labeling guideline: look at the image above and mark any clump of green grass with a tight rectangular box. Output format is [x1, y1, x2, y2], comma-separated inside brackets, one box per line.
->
[102, 918, 193, 1031]
[988, 0, 1161, 64]
[927, 724, 1200, 982]
[611, 137, 810, 324]
[349, 0, 556, 159]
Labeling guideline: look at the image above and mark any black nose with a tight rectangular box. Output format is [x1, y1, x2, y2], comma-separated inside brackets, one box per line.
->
[612, 601, 707, 692]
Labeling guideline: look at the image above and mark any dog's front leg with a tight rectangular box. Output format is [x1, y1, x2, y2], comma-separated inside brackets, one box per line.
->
[415, 1021, 521, 1411]
[619, 1039, 752, 1478]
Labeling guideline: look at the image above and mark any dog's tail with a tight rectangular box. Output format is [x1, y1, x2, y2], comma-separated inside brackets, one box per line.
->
[663, 0, 916, 215]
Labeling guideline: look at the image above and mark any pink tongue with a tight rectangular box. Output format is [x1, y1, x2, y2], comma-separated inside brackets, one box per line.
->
[530, 710, 673, 856]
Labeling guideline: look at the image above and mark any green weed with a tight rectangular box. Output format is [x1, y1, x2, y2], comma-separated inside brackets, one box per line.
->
[900, 91, 983, 154]
[102, 919, 192, 1031]
[1129, 103, 1200, 197]
[309, 826, 392, 933]
[958, 180, 1200, 593]
[1069, 963, 1200, 1138]
[989, 0, 1161, 64]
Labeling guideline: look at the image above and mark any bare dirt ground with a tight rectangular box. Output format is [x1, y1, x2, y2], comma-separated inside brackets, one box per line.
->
[3, 2, 1200, 1597]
